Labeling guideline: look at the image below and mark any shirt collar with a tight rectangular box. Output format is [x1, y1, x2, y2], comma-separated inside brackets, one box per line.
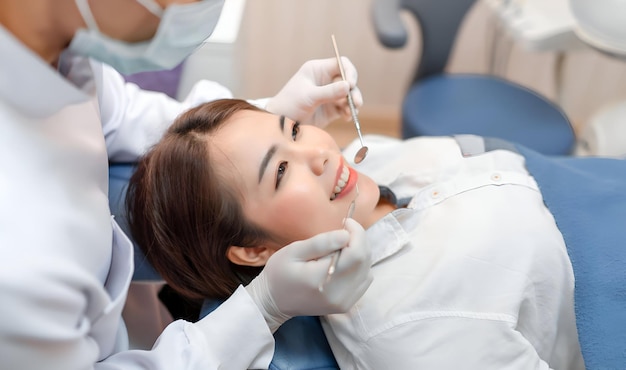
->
[365, 208, 413, 266]
[0, 25, 91, 118]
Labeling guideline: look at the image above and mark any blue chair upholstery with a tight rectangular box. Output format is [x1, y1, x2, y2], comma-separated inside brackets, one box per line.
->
[372, 0, 575, 155]
[516, 146, 626, 368]
[200, 299, 338, 370]
[109, 163, 162, 281]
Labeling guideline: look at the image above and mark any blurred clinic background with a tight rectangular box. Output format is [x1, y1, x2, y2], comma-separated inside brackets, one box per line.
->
[134, 0, 626, 154]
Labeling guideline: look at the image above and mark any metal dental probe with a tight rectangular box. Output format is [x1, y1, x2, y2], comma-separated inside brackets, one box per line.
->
[319, 184, 359, 292]
[331, 34, 369, 164]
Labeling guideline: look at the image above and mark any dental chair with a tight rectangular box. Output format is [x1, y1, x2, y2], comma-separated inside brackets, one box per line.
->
[109, 163, 162, 281]
[200, 300, 339, 370]
[372, 0, 576, 155]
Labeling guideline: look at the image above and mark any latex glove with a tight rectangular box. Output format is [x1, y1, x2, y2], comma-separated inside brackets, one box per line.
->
[265, 57, 364, 128]
[246, 219, 372, 332]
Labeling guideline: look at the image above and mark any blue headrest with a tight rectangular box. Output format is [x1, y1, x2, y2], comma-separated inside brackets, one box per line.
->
[109, 163, 162, 281]
[200, 299, 338, 370]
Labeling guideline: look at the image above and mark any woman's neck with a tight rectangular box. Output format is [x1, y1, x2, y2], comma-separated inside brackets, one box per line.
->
[363, 197, 398, 229]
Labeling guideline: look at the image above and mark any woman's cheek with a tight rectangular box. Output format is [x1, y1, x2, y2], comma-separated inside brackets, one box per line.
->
[271, 200, 341, 242]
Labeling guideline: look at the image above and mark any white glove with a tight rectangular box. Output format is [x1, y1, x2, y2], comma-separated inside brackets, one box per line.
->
[246, 219, 372, 332]
[265, 57, 364, 128]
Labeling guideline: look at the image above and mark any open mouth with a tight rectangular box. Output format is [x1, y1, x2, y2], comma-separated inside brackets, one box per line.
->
[330, 164, 350, 201]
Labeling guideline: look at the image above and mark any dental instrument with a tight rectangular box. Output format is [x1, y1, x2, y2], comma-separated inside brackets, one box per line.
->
[319, 183, 359, 292]
[331, 34, 368, 164]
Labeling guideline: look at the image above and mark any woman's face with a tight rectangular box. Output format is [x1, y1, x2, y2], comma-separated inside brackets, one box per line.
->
[210, 109, 381, 248]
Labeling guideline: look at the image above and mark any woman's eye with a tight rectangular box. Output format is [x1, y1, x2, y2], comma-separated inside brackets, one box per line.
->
[276, 161, 288, 189]
[291, 122, 300, 141]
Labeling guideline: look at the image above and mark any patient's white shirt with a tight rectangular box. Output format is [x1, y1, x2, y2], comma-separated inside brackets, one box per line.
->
[326, 136, 584, 369]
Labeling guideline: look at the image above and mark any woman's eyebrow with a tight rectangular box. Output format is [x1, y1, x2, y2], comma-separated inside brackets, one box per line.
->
[257, 115, 285, 184]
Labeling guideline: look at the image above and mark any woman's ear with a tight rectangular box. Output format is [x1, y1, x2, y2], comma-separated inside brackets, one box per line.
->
[227, 245, 276, 267]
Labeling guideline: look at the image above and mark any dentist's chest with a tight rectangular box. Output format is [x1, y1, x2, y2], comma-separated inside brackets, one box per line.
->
[1, 95, 134, 357]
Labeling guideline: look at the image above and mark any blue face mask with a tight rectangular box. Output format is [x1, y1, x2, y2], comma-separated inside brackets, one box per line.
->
[69, 0, 225, 74]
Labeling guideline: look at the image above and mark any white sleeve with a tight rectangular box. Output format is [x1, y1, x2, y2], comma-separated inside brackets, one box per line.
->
[98, 287, 275, 370]
[95, 62, 233, 163]
[0, 252, 273, 370]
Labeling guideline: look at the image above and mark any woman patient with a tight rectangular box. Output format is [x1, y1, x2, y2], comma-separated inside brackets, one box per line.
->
[126, 99, 585, 369]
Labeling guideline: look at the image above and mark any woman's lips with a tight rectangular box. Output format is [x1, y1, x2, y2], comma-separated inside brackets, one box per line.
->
[331, 164, 358, 201]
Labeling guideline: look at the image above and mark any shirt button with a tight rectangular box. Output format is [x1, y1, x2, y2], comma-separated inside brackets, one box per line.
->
[491, 173, 502, 182]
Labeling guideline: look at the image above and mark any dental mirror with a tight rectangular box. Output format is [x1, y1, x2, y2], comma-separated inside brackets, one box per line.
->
[331, 34, 369, 164]
[354, 146, 368, 164]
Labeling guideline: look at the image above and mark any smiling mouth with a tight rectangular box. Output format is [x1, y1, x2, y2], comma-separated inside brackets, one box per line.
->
[330, 165, 350, 201]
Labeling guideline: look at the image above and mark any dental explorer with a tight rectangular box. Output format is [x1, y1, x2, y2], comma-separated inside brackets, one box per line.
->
[319, 183, 359, 292]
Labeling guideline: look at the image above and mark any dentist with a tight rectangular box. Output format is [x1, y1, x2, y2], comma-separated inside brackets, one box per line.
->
[0, 0, 372, 368]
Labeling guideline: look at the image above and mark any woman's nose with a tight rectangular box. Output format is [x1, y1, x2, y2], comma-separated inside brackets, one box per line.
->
[298, 145, 328, 176]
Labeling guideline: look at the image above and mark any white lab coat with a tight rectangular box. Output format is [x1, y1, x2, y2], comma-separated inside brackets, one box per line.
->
[0, 25, 274, 369]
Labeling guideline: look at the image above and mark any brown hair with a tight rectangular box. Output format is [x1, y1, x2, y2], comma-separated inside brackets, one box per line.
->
[126, 99, 271, 301]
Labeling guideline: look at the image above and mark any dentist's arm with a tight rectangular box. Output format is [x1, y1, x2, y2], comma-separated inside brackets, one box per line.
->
[96, 62, 234, 163]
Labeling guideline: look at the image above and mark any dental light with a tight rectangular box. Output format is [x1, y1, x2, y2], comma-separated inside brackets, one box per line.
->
[569, 0, 626, 59]
[569, 0, 626, 157]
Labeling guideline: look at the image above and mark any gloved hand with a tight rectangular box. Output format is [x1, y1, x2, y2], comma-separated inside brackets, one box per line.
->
[265, 57, 364, 128]
[246, 218, 372, 333]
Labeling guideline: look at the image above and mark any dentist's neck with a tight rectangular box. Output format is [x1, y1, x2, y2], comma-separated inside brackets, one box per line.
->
[0, 0, 84, 66]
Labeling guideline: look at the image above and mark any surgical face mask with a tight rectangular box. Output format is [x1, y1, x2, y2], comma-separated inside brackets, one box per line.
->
[69, 0, 224, 74]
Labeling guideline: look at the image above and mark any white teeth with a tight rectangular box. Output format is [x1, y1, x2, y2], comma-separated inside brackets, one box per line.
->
[335, 179, 346, 192]
[331, 165, 351, 200]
